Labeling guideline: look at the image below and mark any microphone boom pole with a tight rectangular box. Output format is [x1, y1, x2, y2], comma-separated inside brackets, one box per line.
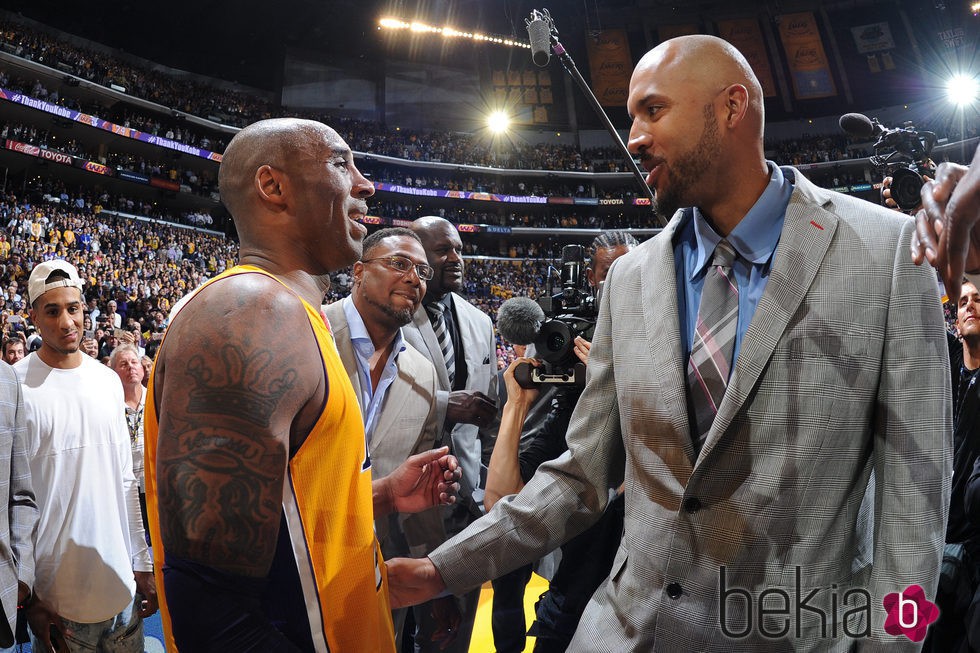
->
[526, 9, 661, 226]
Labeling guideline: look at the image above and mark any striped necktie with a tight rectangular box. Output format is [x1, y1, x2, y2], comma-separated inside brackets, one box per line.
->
[686, 239, 739, 453]
[426, 301, 456, 388]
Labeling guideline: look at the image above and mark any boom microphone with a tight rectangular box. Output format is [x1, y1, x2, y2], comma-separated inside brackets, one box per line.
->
[497, 297, 546, 345]
[839, 112, 878, 139]
[526, 9, 553, 67]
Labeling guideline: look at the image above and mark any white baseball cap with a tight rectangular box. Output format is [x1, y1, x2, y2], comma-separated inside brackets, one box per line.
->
[28, 260, 84, 305]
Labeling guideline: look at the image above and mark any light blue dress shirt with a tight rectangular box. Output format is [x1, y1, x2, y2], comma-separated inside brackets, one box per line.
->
[673, 162, 795, 369]
[341, 296, 406, 443]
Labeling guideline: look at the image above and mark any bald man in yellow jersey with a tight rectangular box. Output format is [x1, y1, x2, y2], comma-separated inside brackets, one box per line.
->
[144, 118, 460, 652]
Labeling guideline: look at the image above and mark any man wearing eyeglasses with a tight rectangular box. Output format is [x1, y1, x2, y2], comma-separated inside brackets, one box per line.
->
[323, 227, 456, 650]
[403, 215, 497, 653]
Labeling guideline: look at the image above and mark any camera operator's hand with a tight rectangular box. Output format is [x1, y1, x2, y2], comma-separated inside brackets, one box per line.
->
[573, 336, 592, 365]
[503, 357, 540, 408]
[446, 390, 496, 427]
[913, 149, 980, 302]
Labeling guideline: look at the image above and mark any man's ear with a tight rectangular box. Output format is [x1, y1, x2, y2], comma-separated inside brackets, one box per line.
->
[255, 165, 288, 211]
[722, 84, 749, 128]
[352, 261, 364, 287]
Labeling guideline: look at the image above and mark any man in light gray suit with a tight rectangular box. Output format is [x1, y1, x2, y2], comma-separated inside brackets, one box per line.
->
[388, 35, 951, 651]
[323, 227, 458, 649]
[0, 363, 36, 651]
[402, 216, 496, 652]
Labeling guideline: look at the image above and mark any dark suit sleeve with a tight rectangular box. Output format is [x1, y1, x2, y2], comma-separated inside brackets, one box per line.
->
[966, 457, 980, 525]
[518, 388, 580, 482]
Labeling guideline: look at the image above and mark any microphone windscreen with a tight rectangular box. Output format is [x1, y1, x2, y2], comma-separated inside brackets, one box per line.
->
[497, 297, 546, 345]
[839, 112, 875, 138]
[527, 18, 551, 67]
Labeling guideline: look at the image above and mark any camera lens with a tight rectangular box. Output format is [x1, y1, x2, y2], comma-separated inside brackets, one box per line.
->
[546, 332, 566, 352]
[890, 167, 924, 212]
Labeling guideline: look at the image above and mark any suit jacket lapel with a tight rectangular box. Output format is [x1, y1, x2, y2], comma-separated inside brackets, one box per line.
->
[641, 213, 696, 465]
[697, 183, 839, 464]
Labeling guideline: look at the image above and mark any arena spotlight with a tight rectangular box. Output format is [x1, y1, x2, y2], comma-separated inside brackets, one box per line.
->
[487, 110, 511, 133]
[972, 1, 980, 15]
[379, 17, 530, 49]
[946, 73, 980, 106]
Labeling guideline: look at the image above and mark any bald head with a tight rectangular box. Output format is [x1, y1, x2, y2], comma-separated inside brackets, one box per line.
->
[219, 118, 342, 233]
[410, 216, 454, 237]
[218, 117, 372, 275]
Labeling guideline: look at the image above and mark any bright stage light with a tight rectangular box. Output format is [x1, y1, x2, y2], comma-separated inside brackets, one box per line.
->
[378, 17, 530, 49]
[487, 111, 511, 133]
[947, 74, 979, 106]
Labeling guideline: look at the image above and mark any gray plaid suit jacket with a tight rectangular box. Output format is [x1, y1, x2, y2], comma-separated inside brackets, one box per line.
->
[0, 363, 36, 647]
[428, 169, 952, 651]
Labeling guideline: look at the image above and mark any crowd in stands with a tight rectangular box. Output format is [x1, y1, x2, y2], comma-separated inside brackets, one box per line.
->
[0, 190, 234, 355]
[3, 17, 977, 181]
[0, 118, 220, 199]
[362, 162, 637, 198]
[0, 20, 274, 126]
[373, 199, 663, 230]
[0, 187, 587, 370]
[0, 12, 970, 377]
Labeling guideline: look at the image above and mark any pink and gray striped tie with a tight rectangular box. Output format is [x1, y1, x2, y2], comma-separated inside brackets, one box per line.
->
[687, 239, 739, 452]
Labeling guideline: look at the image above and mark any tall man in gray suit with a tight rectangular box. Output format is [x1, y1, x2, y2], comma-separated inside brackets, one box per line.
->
[323, 227, 458, 649]
[402, 216, 496, 652]
[388, 35, 951, 651]
[0, 363, 36, 652]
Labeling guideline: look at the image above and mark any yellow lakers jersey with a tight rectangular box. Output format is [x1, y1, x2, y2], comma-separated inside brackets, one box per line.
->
[144, 265, 395, 652]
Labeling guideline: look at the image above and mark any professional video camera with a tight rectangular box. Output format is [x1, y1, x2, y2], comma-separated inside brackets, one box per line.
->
[840, 112, 937, 211]
[497, 244, 598, 388]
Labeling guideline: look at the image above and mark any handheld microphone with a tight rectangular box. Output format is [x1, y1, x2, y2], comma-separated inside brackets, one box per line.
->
[839, 112, 880, 139]
[496, 297, 546, 345]
[526, 9, 553, 67]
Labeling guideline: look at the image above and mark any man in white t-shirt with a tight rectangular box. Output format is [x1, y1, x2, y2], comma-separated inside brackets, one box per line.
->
[14, 259, 156, 653]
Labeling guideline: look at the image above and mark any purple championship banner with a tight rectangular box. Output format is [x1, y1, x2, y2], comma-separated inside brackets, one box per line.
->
[0, 88, 223, 162]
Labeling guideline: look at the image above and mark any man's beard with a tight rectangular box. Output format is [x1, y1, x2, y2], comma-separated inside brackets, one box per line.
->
[364, 293, 415, 328]
[654, 104, 721, 222]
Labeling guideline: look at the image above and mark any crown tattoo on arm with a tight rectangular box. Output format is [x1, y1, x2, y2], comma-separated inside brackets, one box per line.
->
[186, 345, 298, 429]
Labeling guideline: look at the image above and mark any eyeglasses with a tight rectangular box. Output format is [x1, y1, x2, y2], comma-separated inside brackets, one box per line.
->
[361, 255, 434, 281]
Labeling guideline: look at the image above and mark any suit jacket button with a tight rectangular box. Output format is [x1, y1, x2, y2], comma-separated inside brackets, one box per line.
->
[684, 497, 702, 513]
[666, 582, 683, 599]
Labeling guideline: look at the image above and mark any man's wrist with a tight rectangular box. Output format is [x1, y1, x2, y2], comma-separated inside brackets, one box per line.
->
[18, 584, 35, 610]
[373, 476, 395, 516]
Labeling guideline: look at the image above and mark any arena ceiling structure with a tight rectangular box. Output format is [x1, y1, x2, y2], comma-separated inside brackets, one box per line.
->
[0, 0, 976, 130]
